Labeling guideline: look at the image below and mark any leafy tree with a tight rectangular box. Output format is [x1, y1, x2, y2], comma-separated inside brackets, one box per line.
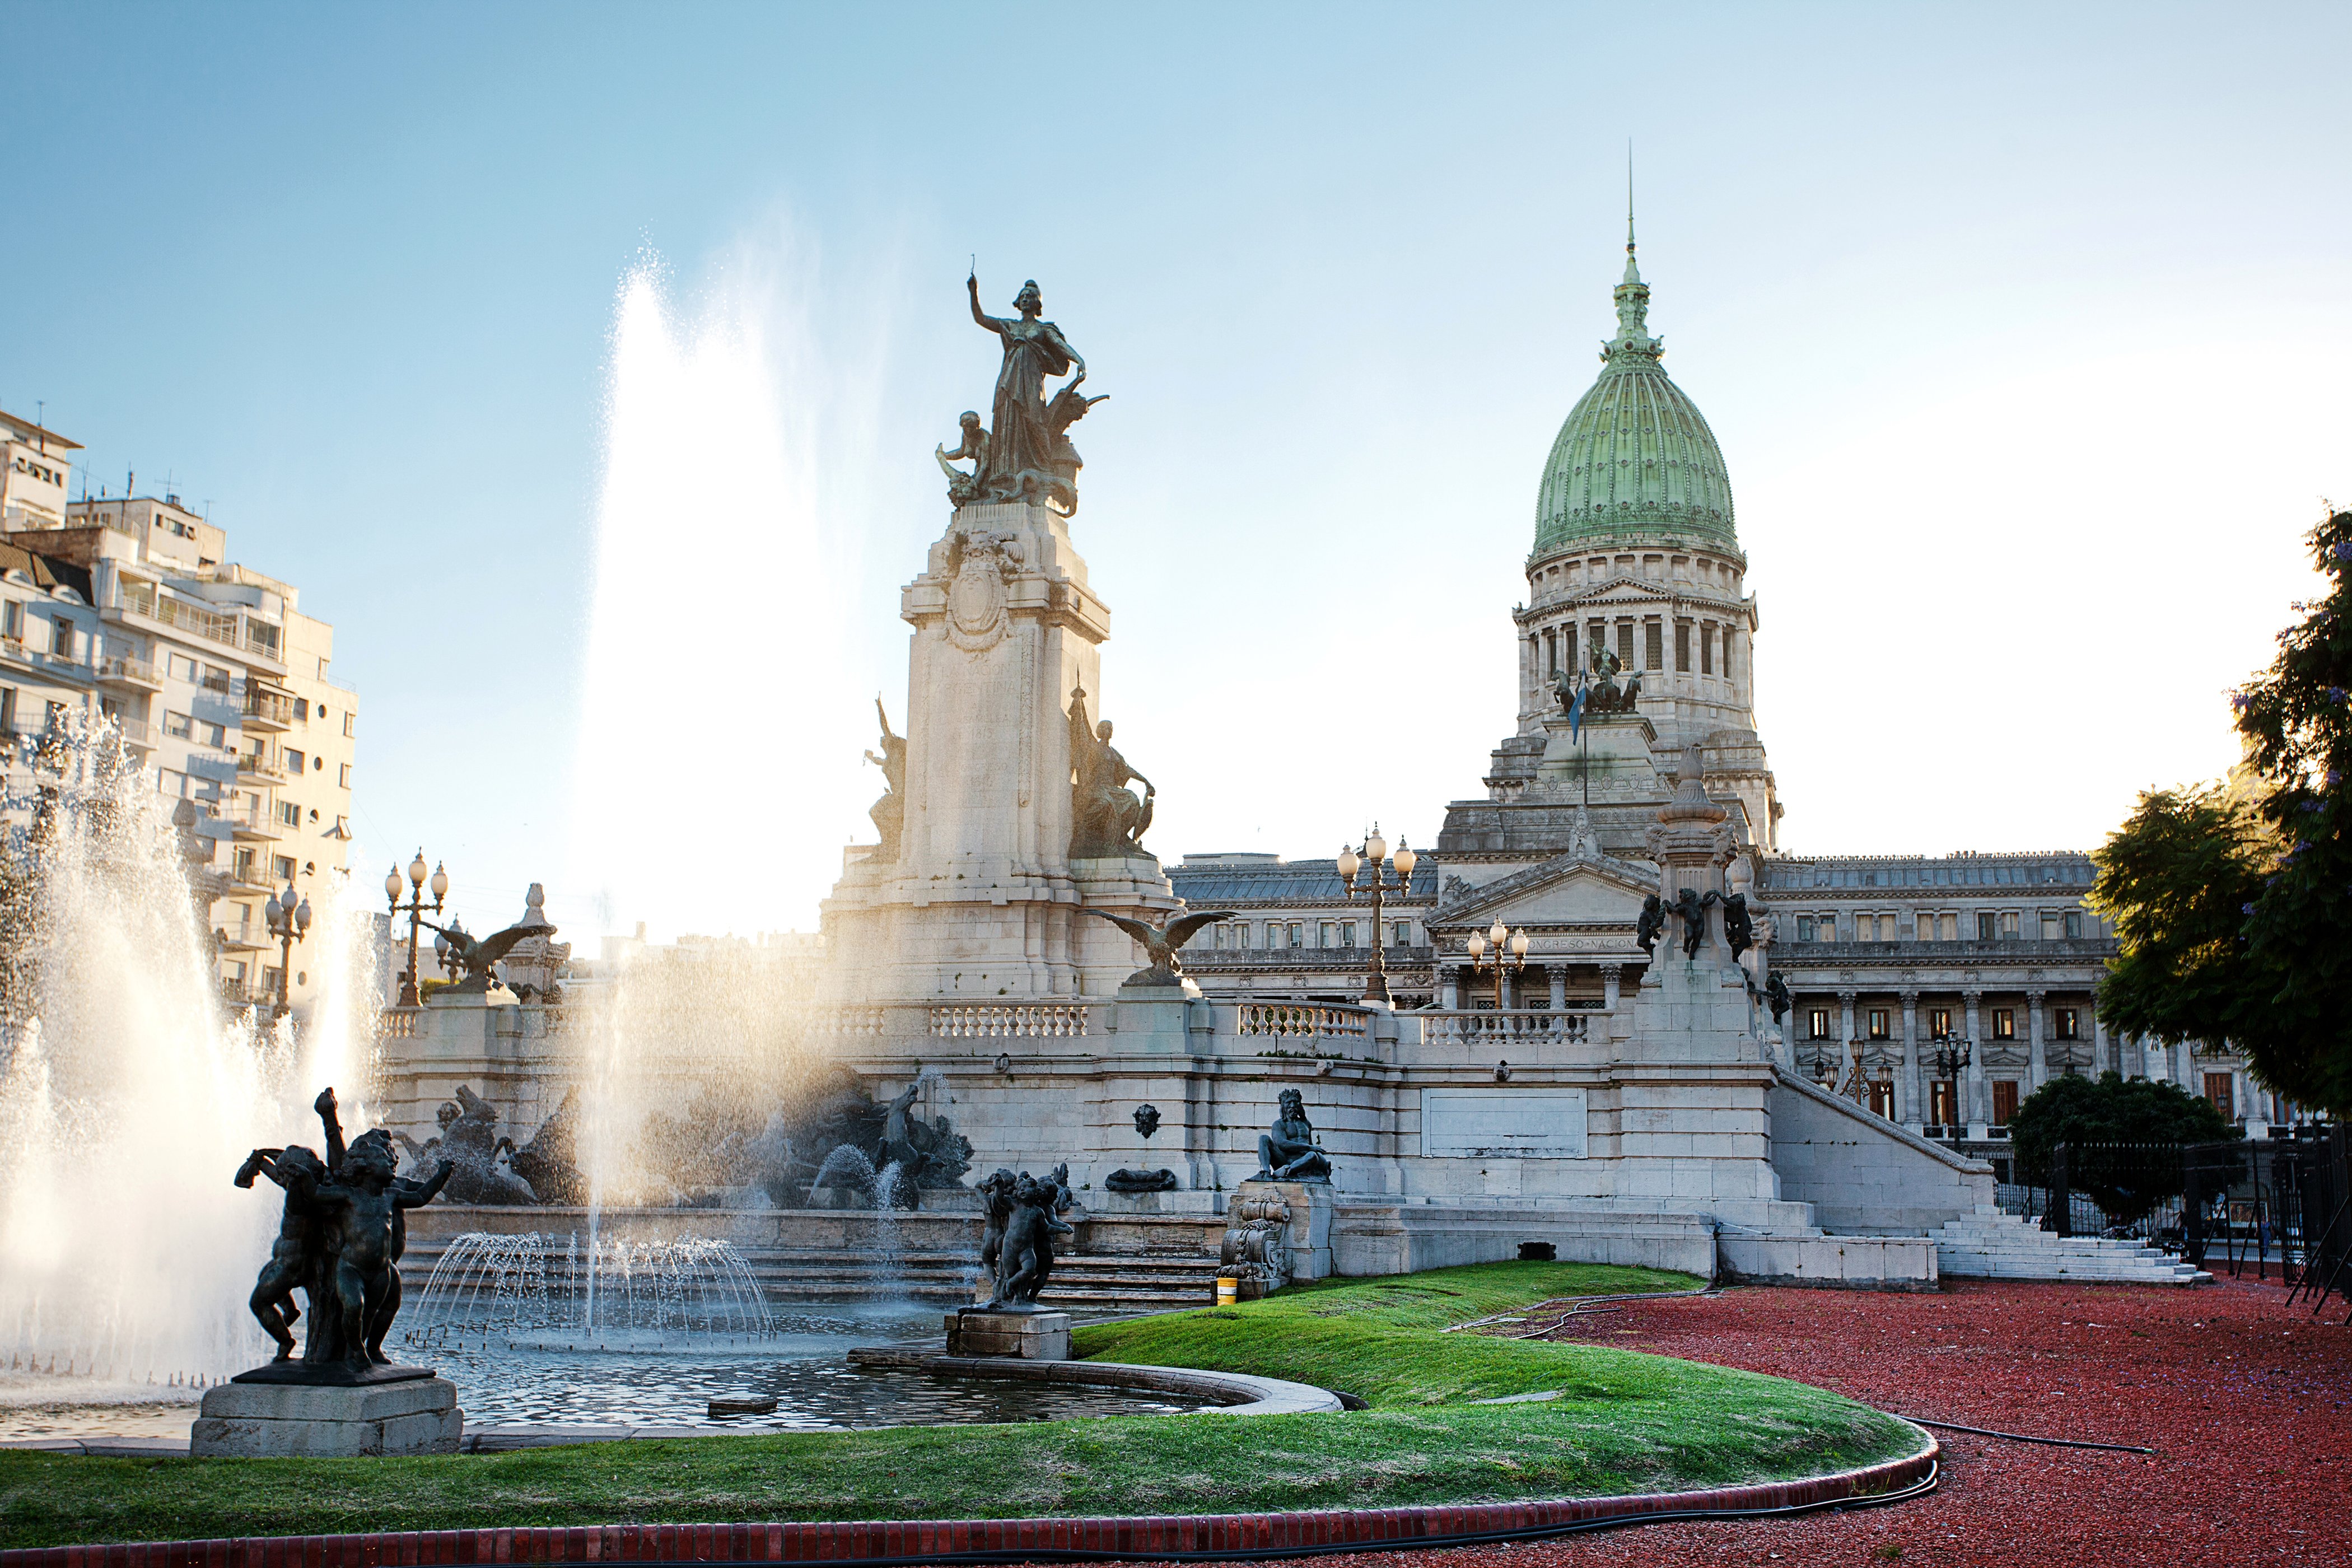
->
[2009, 1072, 2235, 1220]
[2093, 507, 2352, 1116]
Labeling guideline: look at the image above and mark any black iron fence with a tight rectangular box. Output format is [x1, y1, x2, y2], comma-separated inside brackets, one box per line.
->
[2001, 1130, 2351, 1317]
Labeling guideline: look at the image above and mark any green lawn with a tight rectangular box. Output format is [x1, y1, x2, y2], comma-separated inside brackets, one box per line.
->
[0, 1262, 1925, 1548]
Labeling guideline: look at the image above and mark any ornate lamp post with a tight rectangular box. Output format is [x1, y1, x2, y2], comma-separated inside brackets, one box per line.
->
[1928, 1033, 1973, 1138]
[263, 880, 312, 1019]
[1336, 824, 1416, 1009]
[1465, 918, 1528, 1010]
[385, 850, 447, 1007]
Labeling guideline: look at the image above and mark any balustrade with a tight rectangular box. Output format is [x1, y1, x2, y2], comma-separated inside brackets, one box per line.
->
[1420, 1008, 1592, 1047]
[1236, 1002, 1369, 1040]
[928, 1002, 1090, 1039]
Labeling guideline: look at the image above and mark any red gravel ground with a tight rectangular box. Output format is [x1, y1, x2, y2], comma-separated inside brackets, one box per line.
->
[1116, 1275, 2352, 1568]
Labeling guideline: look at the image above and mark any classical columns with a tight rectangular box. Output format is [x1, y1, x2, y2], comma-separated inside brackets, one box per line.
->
[1837, 990, 1857, 1058]
[2027, 988, 2047, 1088]
[1549, 965, 1568, 1012]
[1963, 989, 1987, 1133]
[1899, 989, 1921, 1127]
[1440, 967, 1459, 1010]
[1601, 963, 1622, 1012]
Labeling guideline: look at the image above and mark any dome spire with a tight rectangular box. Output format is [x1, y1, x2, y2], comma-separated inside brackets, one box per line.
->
[1625, 139, 1639, 280]
[1607, 150, 1660, 367]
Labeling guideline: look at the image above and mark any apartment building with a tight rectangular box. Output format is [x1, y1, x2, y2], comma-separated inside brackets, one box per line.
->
[0, 424, 357, 1018]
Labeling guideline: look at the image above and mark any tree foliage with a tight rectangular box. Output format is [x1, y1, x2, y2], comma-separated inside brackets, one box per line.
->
[2093, 508, 2352, 1116]
[2009, 1072, 2235, 1220]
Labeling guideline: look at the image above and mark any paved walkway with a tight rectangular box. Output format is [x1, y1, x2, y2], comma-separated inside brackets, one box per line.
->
[1138, 1275, 2352, 1567]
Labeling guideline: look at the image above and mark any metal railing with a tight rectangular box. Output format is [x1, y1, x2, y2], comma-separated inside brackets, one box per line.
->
[242, 687, 295, 726]
[1420, 1007, 1592, 1046]
[235, 753, 288, 782]
[1236, 1002, 1370, 1040]
[95, 655, 158, 685]
[928, 1003, 1090, 1039]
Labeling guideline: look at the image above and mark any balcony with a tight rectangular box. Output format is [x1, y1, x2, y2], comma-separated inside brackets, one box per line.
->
[1777, 938, 2117, 966]
[109, 717, 155, 752]
[241, 686, 295, 732]
[226, 861, 276, 895]
[235, 753, 288, 785]
[216, 926, 267, 953]
[225, 806, 284, 842]
[95, 655, 162, 692]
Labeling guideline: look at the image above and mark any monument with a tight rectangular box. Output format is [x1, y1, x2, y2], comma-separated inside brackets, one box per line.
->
[197, 1089, 466, 1457]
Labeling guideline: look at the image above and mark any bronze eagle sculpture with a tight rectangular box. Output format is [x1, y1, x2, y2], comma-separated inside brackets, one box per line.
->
[1080, 907, 1238, 986]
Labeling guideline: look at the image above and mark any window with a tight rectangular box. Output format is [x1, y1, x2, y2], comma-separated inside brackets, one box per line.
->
[1868, 1081, 1896, 1118]
[163, 710, 192, 739]
[278, 800, 300, 828]
[1807, 1006, 1832, 1040]
[1868, 1009, 1890, 1039]
[2001, 911, 2020, 938]
[1796, 916, 1816, 941]
[1700, 623, 1715, 675]
[232, 846, 256, 879]
[1, 601, 21, 640]
[1615, 622, 1634, 668]
[1992, 1009, 2015, 1040]
[2203, 1073, 2234, 1119]
[0, 686, 15, 735]
[2055, 1008, 2080, 1040]
[201, 664, 230, 692]
[1977, 912, 1996, 941]
[1939, 913, 1958, 941]
[1287, 922, 1303, 949]
[156, 766, 188, 797]
[295, 698, 309, 720]
[284, 748, 305, 773]
[48, 618, 73, 659]
[1674, 622, 1691, 672]
[202, 721, 226, 749]
[1318, 921, 1336, 948]
[1390, 921, 1410, 947]
[2064, 911, 2084, 939]
[1340, 922, 1357, 949]
[342, 712, 354, 738]
[1929, 1007, 1953, 1037]
[1991, 1080, 2020, 1126]
[271, 855, 296, 883]
[1817, 912, 1838, 940]
[1916, 911, 1938, 941]
[337, 762, 351, 788]
[1644, 622, 1663, 670]
[166, 652, 198, 682]
[224, 959, 247, 984]
[1212, 923, 1228, 950]
[2041, 912, 2064, 941]
[1928, 1080, 1957, 1127]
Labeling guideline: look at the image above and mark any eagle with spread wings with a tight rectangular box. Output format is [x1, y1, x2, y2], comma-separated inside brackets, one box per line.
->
[422, 918, 550, 995]
[1081, 906, 1238, 986]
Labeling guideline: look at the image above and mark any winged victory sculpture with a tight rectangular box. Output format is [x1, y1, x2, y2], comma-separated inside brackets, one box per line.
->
[422, 917, 554, 995]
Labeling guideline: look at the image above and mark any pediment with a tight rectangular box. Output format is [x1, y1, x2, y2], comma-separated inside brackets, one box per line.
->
[1432, 848, 1658, 930]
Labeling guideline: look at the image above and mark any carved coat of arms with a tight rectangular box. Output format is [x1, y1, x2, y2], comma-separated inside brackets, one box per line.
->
[945, 528, 1024, 654]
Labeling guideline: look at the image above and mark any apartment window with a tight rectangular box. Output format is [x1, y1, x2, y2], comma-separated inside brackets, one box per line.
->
[1928, 1080, 1957, 1127]
[0, 603, 20, 641]
[1340, 921, 1357, 949]
[278, 800, 300, 828]
[202, 721, 226, 749]
[342, 712, 354, 738]
[224, 959, 247, 984]
[162, 710, 193, 740]
[284, 748, 305, 773]
[1644, 622, 1663, 670]
[295, 698, 309, 720]
[202, 664, 230, 692]
[1991, 1081, 2021, 1127]
[1807, 1006, 1832, 1040]
[1992, 1009, 2015, 1040]
[48, 618, 73, 659]
[1674, 621, 1691, 672]
[337, 762, 351, 788]
[1929, 1007, 1953, 1037]
[1977, 912, 1996, 941]
[166, 652, 198, 682]
[0, 687, 14, 735]
[2055, 1007, 2080, 1040]
[156, 766, 188, 797]
[232, 846, 256, 879]
[271, 855, 296, 883]
[2203, 1072, 2234, 1119]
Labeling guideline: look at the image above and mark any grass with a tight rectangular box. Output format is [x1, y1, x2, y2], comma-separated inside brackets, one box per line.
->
[0, 1262, 1925, 1548]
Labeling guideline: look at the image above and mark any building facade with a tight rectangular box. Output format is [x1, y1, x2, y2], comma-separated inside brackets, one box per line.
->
[1171, 242, 2279, 1165]
[0, 428, 358, 1019]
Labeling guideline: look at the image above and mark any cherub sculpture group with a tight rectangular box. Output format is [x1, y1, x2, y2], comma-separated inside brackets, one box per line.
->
[234, 1087, 452, 1378]
[974, 1163, 1075, 1310]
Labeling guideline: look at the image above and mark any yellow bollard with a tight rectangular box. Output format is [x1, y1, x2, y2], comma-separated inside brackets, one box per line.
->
[1216, 1277, 1239, 1306]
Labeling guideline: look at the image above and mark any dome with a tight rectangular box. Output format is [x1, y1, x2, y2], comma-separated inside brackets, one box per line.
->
[1533, 249, 1736, 559]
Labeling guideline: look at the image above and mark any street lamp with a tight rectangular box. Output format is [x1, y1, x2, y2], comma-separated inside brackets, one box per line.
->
[1928, 1033, 1973, 1138]
[263, 880, 312, 1019]
[1465, 917, 1529, 1010]
[386, 850, 448, 1007]
[1337, 824, 1416, 1009]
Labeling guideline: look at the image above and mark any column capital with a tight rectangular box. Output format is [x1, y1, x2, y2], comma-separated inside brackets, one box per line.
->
[1836, 988, 1858, 1004]
[1962, 989, 1983, 1004]
[2025, 988, 2047, 1005]
[1599, 963, 1622, 980]
[1898, 989, 1920, 1005]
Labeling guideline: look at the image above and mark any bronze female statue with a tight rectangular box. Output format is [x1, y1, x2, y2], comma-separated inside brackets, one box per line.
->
[968, 273, 1086, 510]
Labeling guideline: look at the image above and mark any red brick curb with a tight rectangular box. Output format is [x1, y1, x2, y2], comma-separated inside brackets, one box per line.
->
[0, 1439, 1935, 1565]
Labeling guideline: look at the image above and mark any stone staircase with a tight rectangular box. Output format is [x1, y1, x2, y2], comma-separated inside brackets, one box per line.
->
[1932, 1207, 2210, 1284]
[401, 1238, 1225, 1317]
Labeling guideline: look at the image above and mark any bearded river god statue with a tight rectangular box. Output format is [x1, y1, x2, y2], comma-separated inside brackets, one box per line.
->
[1067, 685, 1153, 857]
[963, 272, 1104, 515]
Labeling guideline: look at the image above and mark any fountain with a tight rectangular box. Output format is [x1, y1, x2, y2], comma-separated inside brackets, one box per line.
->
[404, 1231, 776, 1352]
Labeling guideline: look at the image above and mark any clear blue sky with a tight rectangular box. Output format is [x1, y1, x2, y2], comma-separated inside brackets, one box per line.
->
[5, 3, 2348, 940]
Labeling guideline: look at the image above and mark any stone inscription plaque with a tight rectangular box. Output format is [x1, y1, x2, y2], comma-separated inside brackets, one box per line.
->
[1421, 1089, 1589, 1159]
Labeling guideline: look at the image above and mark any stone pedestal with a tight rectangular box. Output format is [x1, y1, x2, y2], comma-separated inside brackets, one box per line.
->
[191, 1375, 463, 1457]
[945, 1309, 1071, 1360]
[1238, 1179, 1334, 1281]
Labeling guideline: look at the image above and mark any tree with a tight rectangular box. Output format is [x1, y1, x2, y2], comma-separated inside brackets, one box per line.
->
[2093, 507, 2352, 1116]
[2009, 1072, 2236, 1221]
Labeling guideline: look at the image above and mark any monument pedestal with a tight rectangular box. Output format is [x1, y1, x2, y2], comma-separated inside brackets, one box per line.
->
[1238, 1179, 1333, 1281]
[946, 1309, 1072, 1360]
[191, 1374, 463, 1457]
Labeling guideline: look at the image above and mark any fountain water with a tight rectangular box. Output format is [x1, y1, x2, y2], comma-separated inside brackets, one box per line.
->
[0, 722, 374, 1396]
[403, 1230, 775, 1352]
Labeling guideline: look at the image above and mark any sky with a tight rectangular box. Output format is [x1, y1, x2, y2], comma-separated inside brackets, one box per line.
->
[2, 3, 2347, 944]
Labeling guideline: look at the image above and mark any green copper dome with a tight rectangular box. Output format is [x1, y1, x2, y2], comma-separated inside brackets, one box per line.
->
[1533, 248, 1736, 559]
